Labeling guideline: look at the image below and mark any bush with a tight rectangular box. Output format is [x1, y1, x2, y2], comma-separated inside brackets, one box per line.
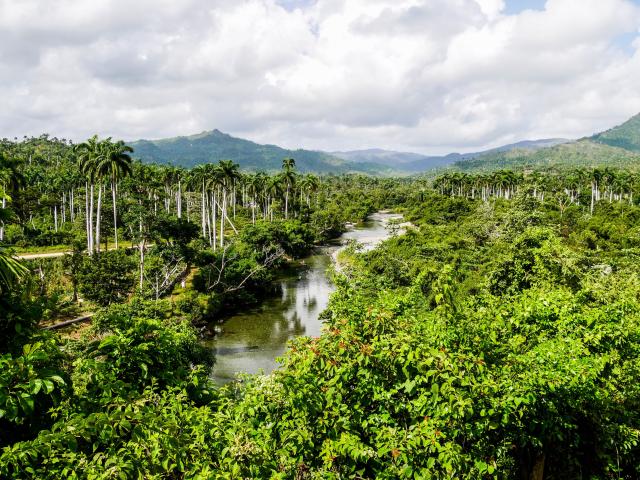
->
[77, 250, 135, 306]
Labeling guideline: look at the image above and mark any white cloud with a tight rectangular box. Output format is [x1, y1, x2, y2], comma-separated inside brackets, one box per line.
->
[0, 0, 639, 153]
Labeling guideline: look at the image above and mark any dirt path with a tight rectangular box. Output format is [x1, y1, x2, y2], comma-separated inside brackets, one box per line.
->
[17, 244, 152, 260]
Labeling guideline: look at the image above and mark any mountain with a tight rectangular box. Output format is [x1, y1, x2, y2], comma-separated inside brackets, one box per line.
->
[449, 112, 640, 173]
[331, 148, 439, 165]
[591, 113, 640, 152]
[452, 140, 640, 172]
[129, 129, 393, 175]
[332, 139, 569, 172]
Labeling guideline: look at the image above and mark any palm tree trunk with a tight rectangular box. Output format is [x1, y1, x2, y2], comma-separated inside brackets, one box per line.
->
[0, 196, 5, 241]
[112, 180, 118, 249]
[220, 189, 226, 247]
[177, 180, 182, 218]
[95, 184, 103, 253]
[285, 186, 289, 219]
[206, 194, 213, 247]
[212, 192, 217, 250]
[252, 195, 256, 224]
[88, 182, 94, 255]
[139, 237, 146, 291]
[201, 182, 207, 239]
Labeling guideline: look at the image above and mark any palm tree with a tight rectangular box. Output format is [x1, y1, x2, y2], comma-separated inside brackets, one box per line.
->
[281, 158, 297, 219]
[0, 246, 27, 294]
[205, 163, 223, 249]
[265, 175, 282, 222]
[217, 160, 241, 247]
[299, 174, 319, 207]
[0, 151, 25, 241]
[74, 135, 106, 255]
[189, 165, 209, 240]
[589, 168, 603, 215]
[95, 139, 133, 249]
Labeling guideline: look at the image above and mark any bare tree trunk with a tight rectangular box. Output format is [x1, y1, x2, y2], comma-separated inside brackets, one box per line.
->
[285, 186, 289, 219]
[530, 454, 545, 480]
[206, 194, 213, 247]
[201, 183, 207, 239]
[139, 238, 146, 291]
[88, 182, 94, 255]
[177, 180, 182, 218]
[212, 192, 217, 250]
[112, 180, 118, 249]
[95, 184, 102, 253]
[233, 184, 236, 219]
[220, 189, 226, 248]
[0, 196, 5, 241]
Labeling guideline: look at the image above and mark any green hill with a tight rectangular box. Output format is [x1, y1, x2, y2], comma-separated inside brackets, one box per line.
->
[453, 140, 640, 172]
[591, 113, 640, 152]
[129, 129, 393, 175]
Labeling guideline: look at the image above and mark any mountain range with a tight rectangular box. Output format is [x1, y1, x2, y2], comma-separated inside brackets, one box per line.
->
[129, 129, 392, 175]
[128, 112, 640, 175]
[331, 138, 568, 172]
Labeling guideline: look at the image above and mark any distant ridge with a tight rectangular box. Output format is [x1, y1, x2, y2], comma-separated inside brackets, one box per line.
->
[332, 138, 569, 172]
[128, 129, 393, 175]
[128, 111, 640, 175]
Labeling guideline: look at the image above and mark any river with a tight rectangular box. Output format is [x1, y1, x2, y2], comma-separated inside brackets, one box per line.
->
[206, 212, 402, 384]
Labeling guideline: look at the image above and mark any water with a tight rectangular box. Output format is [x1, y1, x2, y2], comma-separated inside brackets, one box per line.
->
[207, 212, 402, 383]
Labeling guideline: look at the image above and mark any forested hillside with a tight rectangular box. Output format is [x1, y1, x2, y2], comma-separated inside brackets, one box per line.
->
[3, 132, 640, 477]
[591, 113, 640, 152]
[453, 139, 640, 172]
[129, 129, 392, 175]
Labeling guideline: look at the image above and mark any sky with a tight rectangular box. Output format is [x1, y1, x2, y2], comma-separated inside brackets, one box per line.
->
[1, 0, 640, 155]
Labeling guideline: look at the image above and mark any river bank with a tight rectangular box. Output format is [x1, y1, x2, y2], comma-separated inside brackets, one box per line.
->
[206, 212, 404, 384]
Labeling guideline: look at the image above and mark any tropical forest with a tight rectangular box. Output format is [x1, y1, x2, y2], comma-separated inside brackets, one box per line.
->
[1, 111, 640, 480]
[3, 1, 640, 478]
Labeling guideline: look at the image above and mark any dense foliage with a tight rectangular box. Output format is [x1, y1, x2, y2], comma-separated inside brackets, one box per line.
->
[3, 133, 640, 478]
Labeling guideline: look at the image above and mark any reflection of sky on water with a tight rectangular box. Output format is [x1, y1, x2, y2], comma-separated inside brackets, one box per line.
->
[208, 213, 399, 383]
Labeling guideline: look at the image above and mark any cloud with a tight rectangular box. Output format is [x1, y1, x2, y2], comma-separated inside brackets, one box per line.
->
[0, 0, 639, 153]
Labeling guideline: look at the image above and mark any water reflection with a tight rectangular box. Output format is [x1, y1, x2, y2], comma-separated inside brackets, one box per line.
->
[207, 212, 400, 384]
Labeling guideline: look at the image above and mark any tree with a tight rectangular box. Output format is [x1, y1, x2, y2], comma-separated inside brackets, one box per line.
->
[216, 160, 240, 247]
[77, 249, 135, 306]
[74, 135, 106, 255]
[281, 158, 297, 219]
[0, 247, 27, 294]
[95, 140, 133, 249]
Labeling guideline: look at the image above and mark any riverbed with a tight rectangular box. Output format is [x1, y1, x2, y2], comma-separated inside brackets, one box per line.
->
[206, 212, 402, 384]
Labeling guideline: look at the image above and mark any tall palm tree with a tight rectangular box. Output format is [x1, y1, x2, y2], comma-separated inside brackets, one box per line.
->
[281, 158, 297, 219]
[299, 174, 319, 206]
[265, 175, 282, 222]
[74, 135, 105, 255]
[205, 163, 223, 249]
[95, 140, 133, 249]
[189, 164, 209, 240]
[217, 160, 240, 247]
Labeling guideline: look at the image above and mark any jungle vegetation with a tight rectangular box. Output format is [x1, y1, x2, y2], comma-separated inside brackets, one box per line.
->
[2, 134, 640, 478]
